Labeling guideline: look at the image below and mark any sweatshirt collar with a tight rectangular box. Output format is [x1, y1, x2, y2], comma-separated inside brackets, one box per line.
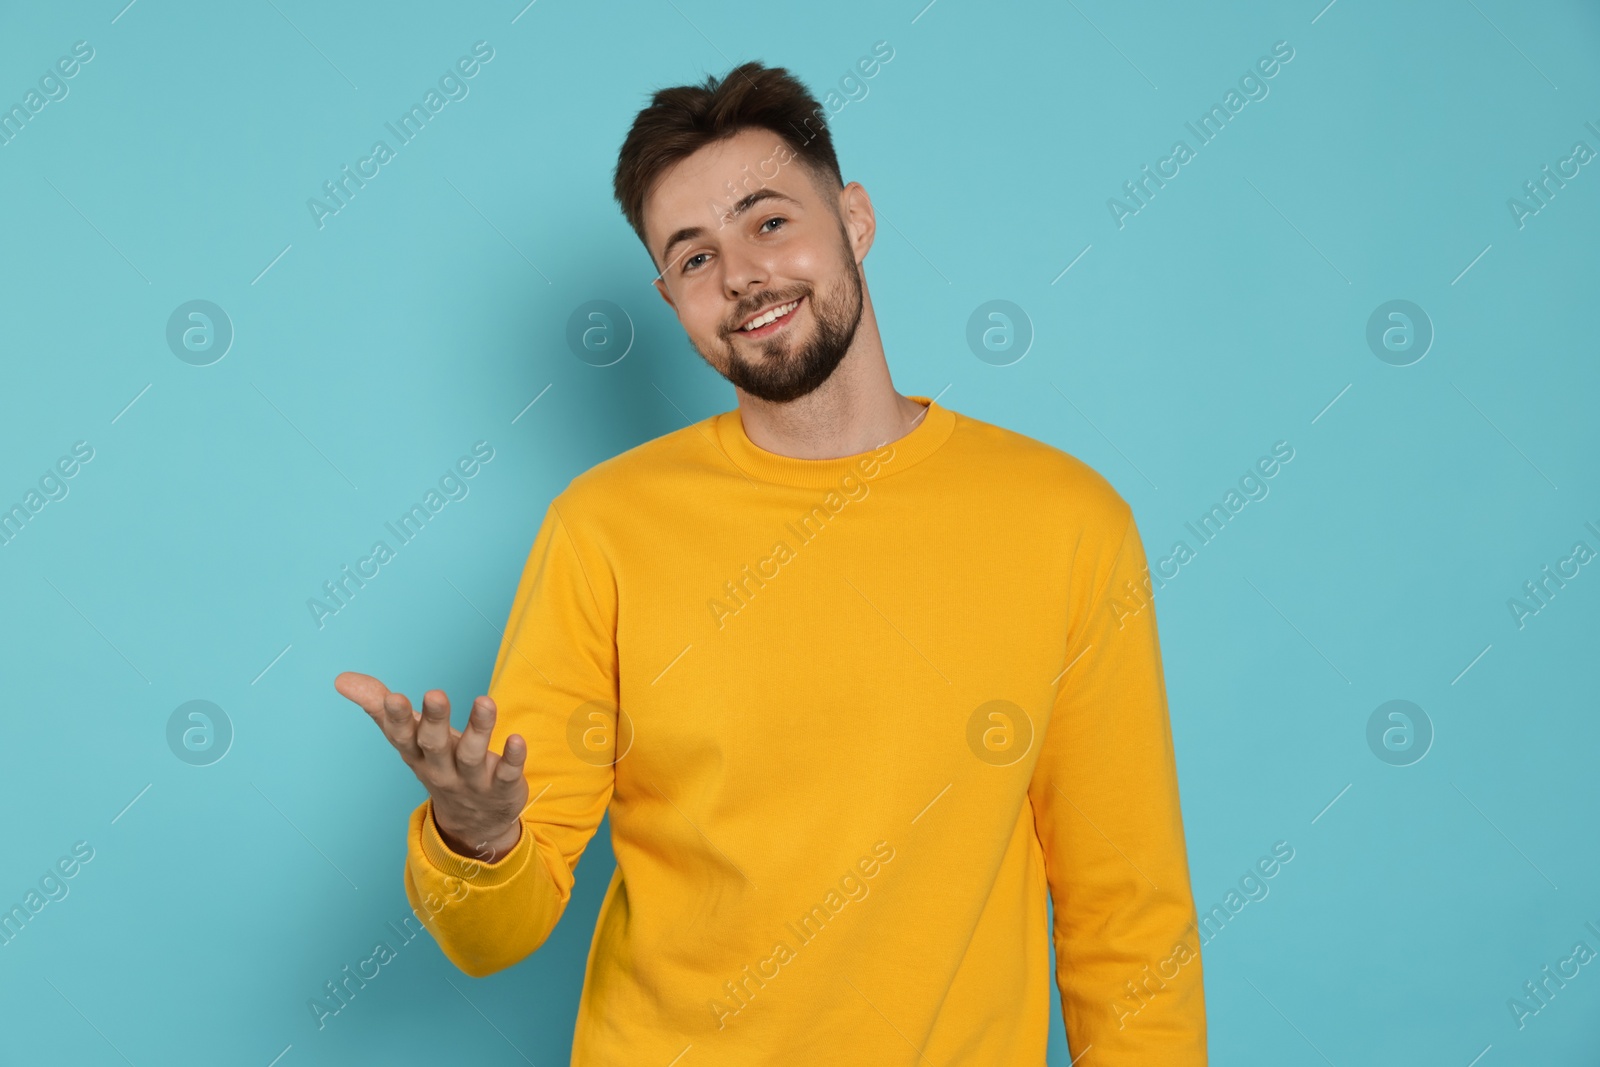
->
[713, 395, 957, 489]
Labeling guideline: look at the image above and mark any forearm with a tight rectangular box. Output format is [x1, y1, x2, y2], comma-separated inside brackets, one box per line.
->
[402, 799, 573, 978]
[1056, 886, 1207, 1061]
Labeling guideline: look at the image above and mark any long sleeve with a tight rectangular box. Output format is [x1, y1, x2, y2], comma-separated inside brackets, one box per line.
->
[1027, 505, 1208, 1063]
[402, 495, 619, 979]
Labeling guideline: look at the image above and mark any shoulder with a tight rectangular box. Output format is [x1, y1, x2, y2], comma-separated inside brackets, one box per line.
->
[548, 415, 717, 525]
[945, 406, 1133, 536]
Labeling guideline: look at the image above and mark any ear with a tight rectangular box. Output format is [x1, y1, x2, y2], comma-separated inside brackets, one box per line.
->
[837, 181, 875, 265]
[653, 276, 676, 310]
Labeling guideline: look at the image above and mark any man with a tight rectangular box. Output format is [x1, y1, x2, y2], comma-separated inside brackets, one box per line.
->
[337, 61, 1207, 1064]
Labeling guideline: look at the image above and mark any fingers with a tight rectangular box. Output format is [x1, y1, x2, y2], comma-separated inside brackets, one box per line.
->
[382, 691, 424, 764]
[492, 732, 527, 787]
[414, 689, 457, 775]
[454, 696, 496, 777]
[337, 672, 428, 765]
[342, 677, 527, 837]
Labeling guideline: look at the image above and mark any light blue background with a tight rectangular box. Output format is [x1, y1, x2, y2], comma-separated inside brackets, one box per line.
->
[2, 0, 1598, 1063]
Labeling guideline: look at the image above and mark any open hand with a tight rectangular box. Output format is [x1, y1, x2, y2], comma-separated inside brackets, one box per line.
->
[335, 671, 527, 862]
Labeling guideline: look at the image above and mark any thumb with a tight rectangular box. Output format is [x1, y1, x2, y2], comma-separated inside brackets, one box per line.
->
[335, 671, 392, 718]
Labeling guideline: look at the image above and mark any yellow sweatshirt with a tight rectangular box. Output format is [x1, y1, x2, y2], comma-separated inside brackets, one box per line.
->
[403, 395, 1207, 1064]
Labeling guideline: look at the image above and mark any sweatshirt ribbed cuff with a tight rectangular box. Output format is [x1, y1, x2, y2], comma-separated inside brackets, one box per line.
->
[418, 800, 533, 888]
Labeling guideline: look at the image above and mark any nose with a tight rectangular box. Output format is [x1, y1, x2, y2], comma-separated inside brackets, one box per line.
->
[721, 242, 771, 306]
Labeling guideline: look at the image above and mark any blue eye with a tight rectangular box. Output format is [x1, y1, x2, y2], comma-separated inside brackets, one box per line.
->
[681, 218, 787, 274]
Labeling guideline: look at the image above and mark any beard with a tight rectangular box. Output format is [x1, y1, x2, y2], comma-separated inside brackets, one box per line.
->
[696, 227, 864, 404]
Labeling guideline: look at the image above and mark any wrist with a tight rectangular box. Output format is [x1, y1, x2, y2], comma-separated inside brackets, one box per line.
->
[431, 806, 522, 863]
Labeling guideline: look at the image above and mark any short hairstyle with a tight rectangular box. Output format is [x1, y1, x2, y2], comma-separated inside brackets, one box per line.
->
[611, 61, 844, 263]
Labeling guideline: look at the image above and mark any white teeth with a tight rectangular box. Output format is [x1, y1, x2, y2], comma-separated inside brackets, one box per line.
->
[741, 299, 799, 331]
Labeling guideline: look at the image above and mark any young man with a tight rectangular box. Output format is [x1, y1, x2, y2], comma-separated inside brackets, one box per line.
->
[337, 62, 1207, 1064]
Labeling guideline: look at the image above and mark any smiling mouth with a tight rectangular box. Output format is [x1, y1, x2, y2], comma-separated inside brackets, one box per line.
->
[736, 296, 804, 339]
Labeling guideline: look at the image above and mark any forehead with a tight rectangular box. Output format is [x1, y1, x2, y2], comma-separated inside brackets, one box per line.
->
[643, 128, 814, 249]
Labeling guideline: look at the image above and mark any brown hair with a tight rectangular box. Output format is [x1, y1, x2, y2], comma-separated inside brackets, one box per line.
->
[612, 62, 843, 263]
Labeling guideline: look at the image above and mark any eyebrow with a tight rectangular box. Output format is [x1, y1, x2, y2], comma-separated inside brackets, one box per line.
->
[659, 187, 801, 268]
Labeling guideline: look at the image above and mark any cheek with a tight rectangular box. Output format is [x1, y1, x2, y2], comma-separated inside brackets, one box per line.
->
[681, 292, 731, 339]
[787, 237, 835, 273]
